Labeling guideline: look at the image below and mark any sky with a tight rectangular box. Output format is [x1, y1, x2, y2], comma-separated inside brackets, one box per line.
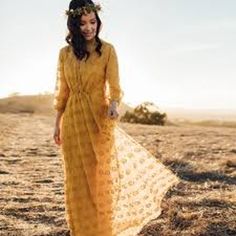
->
[0, 0, 236, 110]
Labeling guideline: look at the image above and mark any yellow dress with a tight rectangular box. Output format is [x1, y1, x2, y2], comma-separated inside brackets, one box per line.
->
[53, 38, 180, 236]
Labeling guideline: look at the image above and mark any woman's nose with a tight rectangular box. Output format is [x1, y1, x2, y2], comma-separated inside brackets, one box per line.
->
[85, 24, 93, 32]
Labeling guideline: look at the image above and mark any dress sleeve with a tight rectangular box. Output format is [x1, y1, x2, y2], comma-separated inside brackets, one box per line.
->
[53, 48, 70, 112]
[105, 45, 124, 106]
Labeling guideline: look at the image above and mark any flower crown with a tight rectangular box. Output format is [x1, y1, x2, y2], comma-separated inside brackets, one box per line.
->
[65, 3, 101, 17]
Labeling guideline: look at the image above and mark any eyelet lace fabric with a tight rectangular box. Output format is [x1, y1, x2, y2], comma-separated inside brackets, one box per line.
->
[53, 39, 180, 236]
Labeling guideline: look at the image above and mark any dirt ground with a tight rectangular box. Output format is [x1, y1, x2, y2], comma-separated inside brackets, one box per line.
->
[0, 113, 235, 236]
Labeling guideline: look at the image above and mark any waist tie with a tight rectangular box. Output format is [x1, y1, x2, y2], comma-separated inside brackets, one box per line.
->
[70, 89, 102, 133]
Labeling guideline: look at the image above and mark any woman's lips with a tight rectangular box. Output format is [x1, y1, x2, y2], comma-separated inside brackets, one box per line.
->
[84, 33, 93, 37]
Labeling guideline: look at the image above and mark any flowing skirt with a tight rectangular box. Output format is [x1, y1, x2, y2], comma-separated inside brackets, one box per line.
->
[60, 107, 180, 236]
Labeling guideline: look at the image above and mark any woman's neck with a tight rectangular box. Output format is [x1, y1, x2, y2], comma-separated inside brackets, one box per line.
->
[86, 37, 96, 51]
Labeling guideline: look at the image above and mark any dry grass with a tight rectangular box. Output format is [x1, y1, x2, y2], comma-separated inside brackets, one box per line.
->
[119, 122, 236, 236]
[0, 94, 131, 118]
[0, 94, 236, 235]
[176, 119, 236, 129]
[0, 113, 235, 235]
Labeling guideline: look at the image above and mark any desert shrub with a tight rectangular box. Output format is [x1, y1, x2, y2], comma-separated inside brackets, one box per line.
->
[120, 101, 167, 125]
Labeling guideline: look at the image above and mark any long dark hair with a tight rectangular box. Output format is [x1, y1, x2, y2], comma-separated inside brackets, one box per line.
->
[65, 0, 102, 60]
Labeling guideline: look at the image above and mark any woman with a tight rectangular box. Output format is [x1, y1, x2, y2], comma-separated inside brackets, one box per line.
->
[53, 0, 180, 235]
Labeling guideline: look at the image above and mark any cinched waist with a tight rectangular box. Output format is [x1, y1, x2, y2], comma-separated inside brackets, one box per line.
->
[68, 89, 103, 134]
[69, 89, 90, 97]
[69, 89, 106, 99]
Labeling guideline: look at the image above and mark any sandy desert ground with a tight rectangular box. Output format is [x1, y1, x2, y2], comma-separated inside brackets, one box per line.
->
[0, 113, 235, 236]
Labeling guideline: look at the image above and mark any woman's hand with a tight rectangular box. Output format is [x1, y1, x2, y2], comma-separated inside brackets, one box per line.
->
[53, 125, 62, 146]
[107, 101, 119, 119]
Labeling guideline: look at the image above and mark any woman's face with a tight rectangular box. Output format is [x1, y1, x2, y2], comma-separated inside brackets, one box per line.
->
[79, 11, 98, 41]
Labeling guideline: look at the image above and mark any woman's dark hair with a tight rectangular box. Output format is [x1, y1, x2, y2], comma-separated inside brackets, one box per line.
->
[66, 0, 102, 60]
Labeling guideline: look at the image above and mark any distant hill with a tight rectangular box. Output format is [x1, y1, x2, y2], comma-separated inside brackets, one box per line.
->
[0, 94, 132, 116]
[1, 94, 236, 128]
[0, 94, 55, 114]
[162, 106, 236, 122]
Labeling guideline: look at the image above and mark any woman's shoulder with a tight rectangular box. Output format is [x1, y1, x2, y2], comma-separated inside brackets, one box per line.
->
[58, 40, 115, 51]
[100, 39, 119, 58]
[56, 45, 72, 61]
[100, 39, 116, 51]
[59, 45, 71, 55]
[57, 40, 116, 58]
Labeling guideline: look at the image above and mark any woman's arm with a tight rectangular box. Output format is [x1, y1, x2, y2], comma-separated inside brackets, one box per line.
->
[105, 44, 124, 119]
[53, 110, 64, 145]
[53, 48, 70, 112]
[53, 48, 70, 145]
[55, 110, 64, 126]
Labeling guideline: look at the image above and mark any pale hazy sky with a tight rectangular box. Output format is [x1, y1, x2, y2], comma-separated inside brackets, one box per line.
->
[0, 0, 236, 109]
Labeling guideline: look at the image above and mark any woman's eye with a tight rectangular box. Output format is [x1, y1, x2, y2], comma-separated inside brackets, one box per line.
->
[79, 20, 96, 27]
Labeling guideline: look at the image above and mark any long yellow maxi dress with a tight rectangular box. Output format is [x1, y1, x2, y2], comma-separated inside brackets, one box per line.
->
[53, 38, 180, 236]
